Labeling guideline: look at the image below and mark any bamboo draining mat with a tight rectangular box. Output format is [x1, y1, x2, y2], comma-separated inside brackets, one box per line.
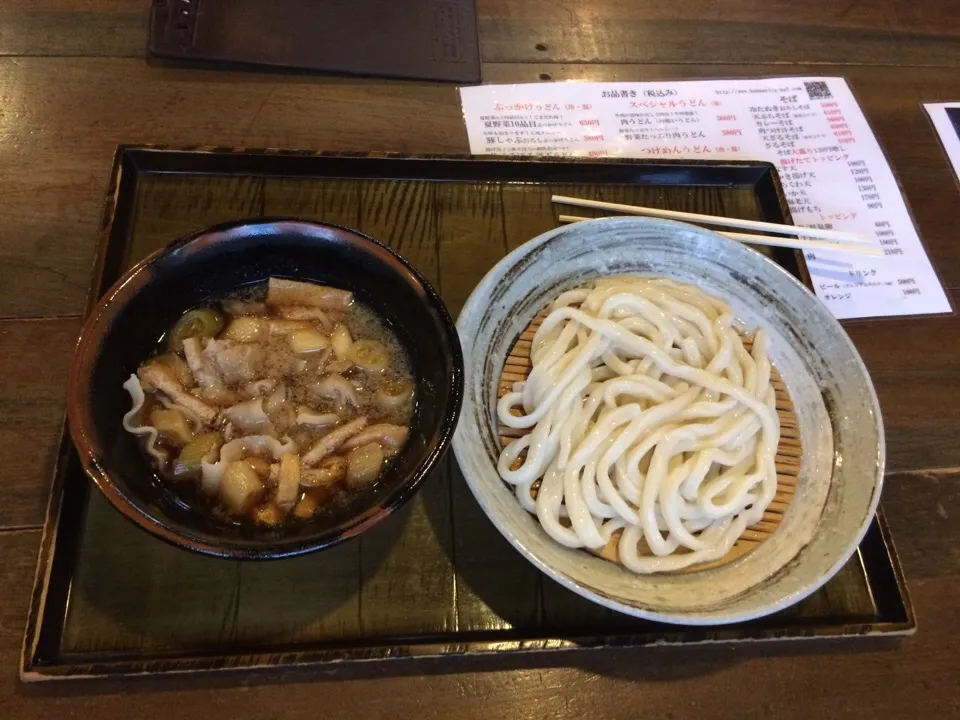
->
[497, 309, 800, 573]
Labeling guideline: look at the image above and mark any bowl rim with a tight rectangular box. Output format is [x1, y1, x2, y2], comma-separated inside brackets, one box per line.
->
[453, 215, 885, 624]
[66, 217, 464, 559]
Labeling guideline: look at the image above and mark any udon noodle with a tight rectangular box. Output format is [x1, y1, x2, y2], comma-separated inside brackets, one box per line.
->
[496, 276, 780, 573]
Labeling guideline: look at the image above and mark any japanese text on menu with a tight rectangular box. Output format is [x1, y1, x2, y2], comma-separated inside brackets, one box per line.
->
[460, 77, 950, 320]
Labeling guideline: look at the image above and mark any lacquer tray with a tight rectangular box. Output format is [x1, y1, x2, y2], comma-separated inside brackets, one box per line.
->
[21, 147, 914, 681]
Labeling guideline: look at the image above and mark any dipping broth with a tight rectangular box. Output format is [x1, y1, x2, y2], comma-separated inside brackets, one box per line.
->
[121, 278, 415, 526]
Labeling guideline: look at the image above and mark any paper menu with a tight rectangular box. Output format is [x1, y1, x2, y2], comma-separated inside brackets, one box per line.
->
[925, 103, 960, 184]
[460, 77, 951, 320]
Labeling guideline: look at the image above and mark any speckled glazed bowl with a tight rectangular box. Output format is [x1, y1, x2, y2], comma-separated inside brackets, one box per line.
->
[453, 216, 884, 625]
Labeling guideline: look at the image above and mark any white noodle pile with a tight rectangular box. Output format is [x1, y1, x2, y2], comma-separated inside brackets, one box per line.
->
[496, 277, 780, 573]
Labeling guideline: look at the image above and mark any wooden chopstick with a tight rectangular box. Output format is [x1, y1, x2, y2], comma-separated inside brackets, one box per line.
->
[552, 195, 873, 245]
[557, 215, 884, 257]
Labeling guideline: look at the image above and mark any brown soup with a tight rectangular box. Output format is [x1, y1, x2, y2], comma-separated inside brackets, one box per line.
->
[121, 278, 415, 526]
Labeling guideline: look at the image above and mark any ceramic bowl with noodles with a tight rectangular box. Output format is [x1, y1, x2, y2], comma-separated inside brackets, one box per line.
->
[452, 216, 884, 625]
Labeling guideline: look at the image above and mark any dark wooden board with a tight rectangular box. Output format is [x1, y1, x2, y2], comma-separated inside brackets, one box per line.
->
[0, 319, 80, 528]
[20, 149, 912, 681]
[3, 1, 960, 67]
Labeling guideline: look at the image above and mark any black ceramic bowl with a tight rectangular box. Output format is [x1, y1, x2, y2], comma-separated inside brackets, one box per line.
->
[67, 219, 463, 559]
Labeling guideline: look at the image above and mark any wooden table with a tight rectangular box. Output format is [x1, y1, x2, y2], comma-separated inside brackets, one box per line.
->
[2, 2, 959, 717]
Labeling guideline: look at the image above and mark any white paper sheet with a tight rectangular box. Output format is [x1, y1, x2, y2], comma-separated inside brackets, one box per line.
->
[925, 103, 960, 184]
[460, 77, 951, 319]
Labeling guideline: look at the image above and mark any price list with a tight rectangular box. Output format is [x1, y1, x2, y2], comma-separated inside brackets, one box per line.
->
[462, 77, 950, 319]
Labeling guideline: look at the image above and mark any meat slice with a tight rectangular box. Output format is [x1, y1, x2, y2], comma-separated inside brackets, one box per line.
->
[302, 417, 369, 467]
[137, 363, 218, 425]
[182, 337, 224, 389]
[266, 278, 353, 310]
[204, 338, 265, 385]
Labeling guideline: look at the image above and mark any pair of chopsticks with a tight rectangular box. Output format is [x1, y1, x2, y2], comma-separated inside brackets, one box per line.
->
[553, 196, 883, 257]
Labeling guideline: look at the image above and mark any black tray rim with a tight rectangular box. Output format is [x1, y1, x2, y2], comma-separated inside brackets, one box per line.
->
[21, 146, 915, 682]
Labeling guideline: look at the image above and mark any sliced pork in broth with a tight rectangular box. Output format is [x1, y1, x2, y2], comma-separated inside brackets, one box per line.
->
[122, 278, 416, 526]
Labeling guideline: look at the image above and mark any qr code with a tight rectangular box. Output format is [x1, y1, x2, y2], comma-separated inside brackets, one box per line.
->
[804, 81, 833, 100]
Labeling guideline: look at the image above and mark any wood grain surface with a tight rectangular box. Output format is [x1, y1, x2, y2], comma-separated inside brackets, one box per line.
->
[2, 1, 960, 66]
[1, 0, 960, 715]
